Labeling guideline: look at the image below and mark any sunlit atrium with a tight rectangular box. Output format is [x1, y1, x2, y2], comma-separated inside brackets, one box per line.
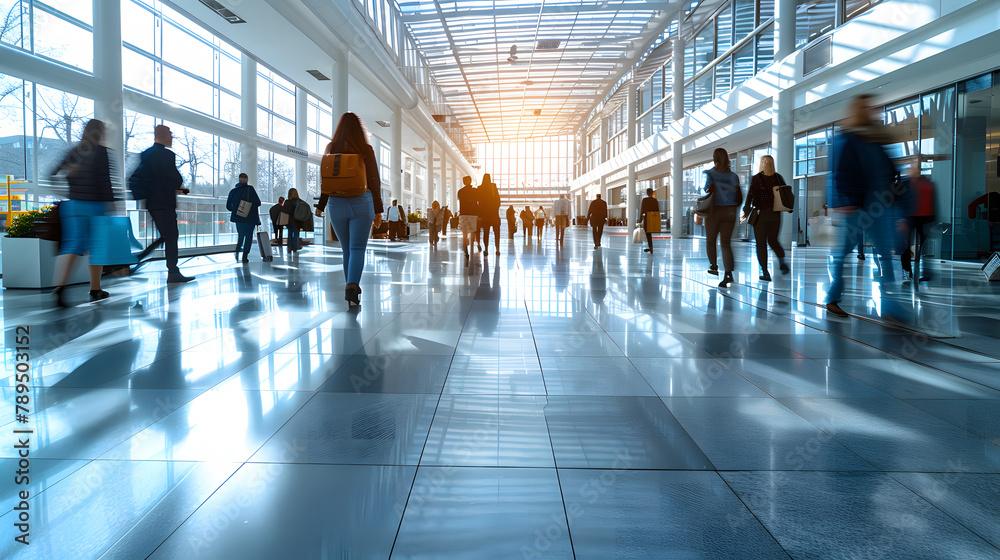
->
[2, 0, 1000, 558]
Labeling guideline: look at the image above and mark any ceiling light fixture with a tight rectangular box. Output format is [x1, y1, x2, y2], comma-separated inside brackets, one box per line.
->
[507, 44, 518, 63]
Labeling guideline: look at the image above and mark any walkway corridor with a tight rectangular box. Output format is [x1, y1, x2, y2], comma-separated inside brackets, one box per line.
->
[2, 228, 999, 559]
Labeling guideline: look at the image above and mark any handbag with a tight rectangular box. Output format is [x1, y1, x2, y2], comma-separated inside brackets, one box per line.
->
[773, 185, 794, 212]
[747, 207, 760, 226]
[236, 189, 252, 218]
[645, 211, 661, 234]
[632, 226, 645, 243]
[694, 192, 714, 217]
[277, 212, 289, 226]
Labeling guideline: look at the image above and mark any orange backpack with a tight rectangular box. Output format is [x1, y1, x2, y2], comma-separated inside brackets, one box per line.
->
[320, 153, 367, 196]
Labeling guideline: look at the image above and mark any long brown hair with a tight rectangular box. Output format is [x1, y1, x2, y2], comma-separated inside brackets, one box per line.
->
[712, 148, 731, 173]
[287, 188, 299, 200]
[326, 112, 370, 155]
[480, 173, 499, 205]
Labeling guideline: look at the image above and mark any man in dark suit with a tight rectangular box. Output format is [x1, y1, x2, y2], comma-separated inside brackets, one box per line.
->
[137, 125, 193, 283]
[586, 193, 608, 248]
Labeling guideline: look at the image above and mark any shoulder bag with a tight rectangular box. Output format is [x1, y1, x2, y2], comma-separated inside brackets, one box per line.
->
[236, 188, 253, 218]
[695, 184, 715, 217]
[772, 175, 794, 212]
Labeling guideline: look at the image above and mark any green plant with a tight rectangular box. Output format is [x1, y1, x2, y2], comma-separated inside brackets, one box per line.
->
[407, 212, 422, 223]
[4, 206, 54, 238]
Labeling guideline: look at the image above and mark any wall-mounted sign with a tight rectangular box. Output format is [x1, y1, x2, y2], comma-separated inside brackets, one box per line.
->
[286, 145, 308, 158]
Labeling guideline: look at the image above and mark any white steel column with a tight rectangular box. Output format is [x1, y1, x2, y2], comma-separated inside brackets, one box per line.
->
[390, 105, 402, 204]
[626, 164, 637, 242]
[332, 49, 349, 119]
[295, 88, 308, 193]
[625, 83, 638, 246]
[773, 0, 796, 247]
[670, 35, 686, 237]
[426, 140, 435, 204]
[94, 0, 124, 188]
[241, 54, 258, 188]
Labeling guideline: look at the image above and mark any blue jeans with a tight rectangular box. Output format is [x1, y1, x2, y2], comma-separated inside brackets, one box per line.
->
[235, 222, 254, 256]
[287, 226, 301, 251]
[327, 191, 375, 285]
[827, 211, 863, 304]
[59, 199, 110, 256]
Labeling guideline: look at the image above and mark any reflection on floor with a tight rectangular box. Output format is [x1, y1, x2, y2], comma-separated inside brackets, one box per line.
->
[2, 228, 999, 559]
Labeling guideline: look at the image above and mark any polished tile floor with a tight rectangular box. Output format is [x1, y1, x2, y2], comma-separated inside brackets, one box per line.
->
[2, 227, 999, 559]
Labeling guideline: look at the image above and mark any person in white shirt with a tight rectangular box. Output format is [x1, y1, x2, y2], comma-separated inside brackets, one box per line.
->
[552, 194, 570, 244]
[386, 199, 403, 241]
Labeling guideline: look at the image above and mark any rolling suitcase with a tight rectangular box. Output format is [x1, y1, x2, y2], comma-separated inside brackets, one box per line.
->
[257, 229, 274, 261]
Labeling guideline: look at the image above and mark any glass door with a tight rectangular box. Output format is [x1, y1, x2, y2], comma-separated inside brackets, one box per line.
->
[953, 74, 999, 260]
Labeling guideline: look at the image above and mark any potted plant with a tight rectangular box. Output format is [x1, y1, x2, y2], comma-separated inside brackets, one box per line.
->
[407, 212, 423, 236]
[2, 206, 89, 288]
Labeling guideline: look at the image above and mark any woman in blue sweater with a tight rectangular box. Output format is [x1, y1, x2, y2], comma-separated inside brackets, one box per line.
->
[703, 148, 743, 288]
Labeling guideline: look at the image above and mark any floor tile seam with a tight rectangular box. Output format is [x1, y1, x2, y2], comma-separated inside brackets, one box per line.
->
[136, 461, 249, 560]
[0, 458, 97, 518]
[883, 471, 1000, 553]
[803, 356, 1000, 406]
[667, 269, 1000, 393]
[387, 328, 464, 558]
[715, 472, 796, 560]
[686, 266, 1000, 361]
[862, 397, 1000, 445]
[538, 361, 578, 559]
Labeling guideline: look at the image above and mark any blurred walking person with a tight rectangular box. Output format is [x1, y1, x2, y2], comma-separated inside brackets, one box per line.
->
[314, 112, 383, 307]
[703, 148, 743, 288]
[226, 173, 261, 263]
[282, 188, 310, 254]
[902, 162, 936, 282]
[520, 206, 534, 241]
[586, 194, 608, 249]
[51, 119, 115, 306]
[134, 124, 194, 284]
[269, 196, 286, 246]
[534, 205, 546, 239]
[427, 200, 444, 247]
[553, 194, 570, 244]
[478, 174, 501, 255]
[825, 94, 899, 318]
[743, 155, 789, 281]
[457, 176, 479, 258]
[639, 188, 659, 255]
[506, 205, 517, 239]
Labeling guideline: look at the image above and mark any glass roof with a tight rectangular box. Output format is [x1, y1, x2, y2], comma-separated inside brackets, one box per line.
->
[396, 0, 676, 143]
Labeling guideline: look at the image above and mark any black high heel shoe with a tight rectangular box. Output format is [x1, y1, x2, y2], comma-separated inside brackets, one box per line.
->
[719, 272, 734, 288]
[345, 285, 361, 307]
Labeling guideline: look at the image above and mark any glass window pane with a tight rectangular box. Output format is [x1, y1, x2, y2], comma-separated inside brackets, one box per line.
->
[122, 0, 154, 53]
[33, 9, 93, 72]
[34, 85, 94, 177]
[715, 55, 733, 96]
[694, 22, 715, 74]
[694, 71, 713, 110]
[716, 6, 733, 55]
[162, 22, 214, 81]
[0, 0, 27, 49]
[162, 66, 214, 116]
[733, 41, 754, 89]
[846, 0, 883, 21]
[0, 73, 29, 180]
[44, 0, 92, 25]
[734, 0, 755, 43]
[122, 47, 155, 94]
[220, 92, 240, 126]
[756, 23, 775, 73]
[651, 69, 663, 105]
[220, 55, 241, 96]
[795, 0, 835, 48]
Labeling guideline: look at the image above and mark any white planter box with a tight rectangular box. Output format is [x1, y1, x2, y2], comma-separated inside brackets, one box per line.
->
[2, 237, 90, 289]
[408, 223, 421, 237]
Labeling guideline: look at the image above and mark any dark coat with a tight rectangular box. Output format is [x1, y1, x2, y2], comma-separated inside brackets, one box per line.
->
[828, 130, 895, 209]
[586, 198, 608, 225]
[506, 206, 516, 221]
[139, 143, 184, 210]
[57, 144, 114, 202]
[282, 198, 310, 230]
[744, 173, 787, 221]
[226, 183, 262, 225]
